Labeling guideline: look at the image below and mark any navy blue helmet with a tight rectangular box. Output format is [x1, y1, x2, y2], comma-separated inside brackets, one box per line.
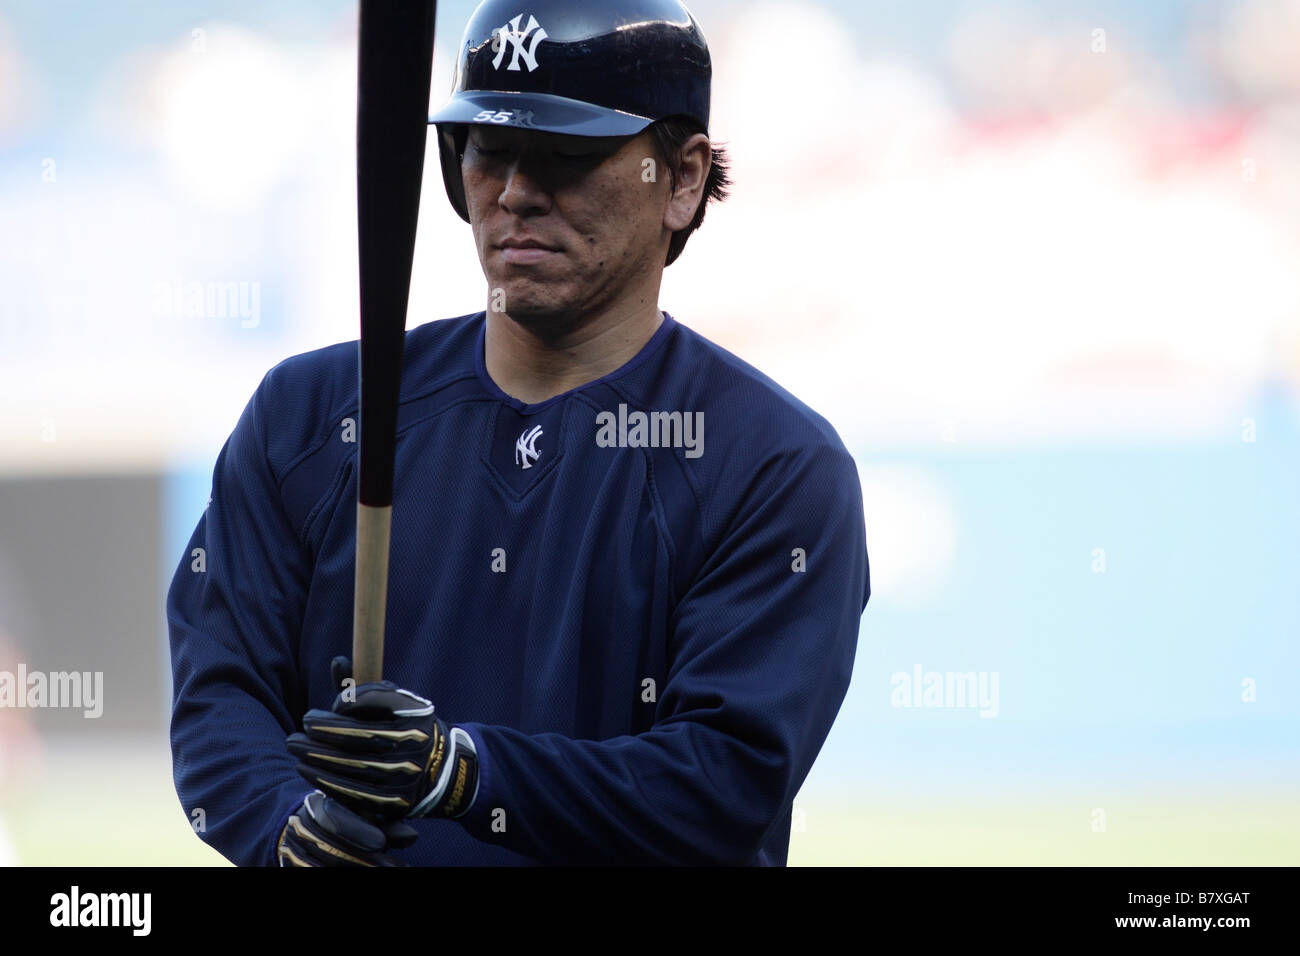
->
[428, 0, 712, 221]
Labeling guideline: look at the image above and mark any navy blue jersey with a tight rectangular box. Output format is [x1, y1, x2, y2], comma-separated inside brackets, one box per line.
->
[167, 311, 870, 865]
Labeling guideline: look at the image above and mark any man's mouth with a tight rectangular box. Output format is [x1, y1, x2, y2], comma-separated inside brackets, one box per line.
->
[498, 236, 561, 264]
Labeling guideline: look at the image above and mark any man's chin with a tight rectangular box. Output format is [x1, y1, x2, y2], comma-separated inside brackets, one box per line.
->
[489, 289, 582, 337]
[506, 310, 585, 342]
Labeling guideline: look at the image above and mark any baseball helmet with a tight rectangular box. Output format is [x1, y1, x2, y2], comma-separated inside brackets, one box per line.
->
[428, 0, 712, 222]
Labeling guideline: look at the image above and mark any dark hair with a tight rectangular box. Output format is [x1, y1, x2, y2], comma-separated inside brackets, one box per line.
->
[647, 117, 732, 266]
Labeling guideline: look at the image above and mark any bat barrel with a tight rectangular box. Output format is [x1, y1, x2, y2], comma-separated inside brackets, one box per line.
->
[353, 0, 437, 683]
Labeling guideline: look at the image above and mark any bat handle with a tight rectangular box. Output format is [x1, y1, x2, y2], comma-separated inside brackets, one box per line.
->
[352, 501, 393, 684]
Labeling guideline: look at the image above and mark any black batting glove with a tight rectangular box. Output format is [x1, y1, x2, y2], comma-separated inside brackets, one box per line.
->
[277, 790, 417, 867]
[286, 657, 480, 821]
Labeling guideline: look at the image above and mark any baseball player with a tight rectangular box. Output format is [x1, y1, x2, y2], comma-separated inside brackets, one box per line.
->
[168, 0, 870, 866]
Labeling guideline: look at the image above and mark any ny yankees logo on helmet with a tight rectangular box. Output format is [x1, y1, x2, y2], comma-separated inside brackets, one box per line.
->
[492, 14, 548, 72]
[515, 425, 543, 469]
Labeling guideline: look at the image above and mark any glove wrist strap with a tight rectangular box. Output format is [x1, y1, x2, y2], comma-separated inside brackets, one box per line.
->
[410, 726, 478, 819]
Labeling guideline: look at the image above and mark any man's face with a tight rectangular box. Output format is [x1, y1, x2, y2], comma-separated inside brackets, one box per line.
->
[460, 124, 670, 333]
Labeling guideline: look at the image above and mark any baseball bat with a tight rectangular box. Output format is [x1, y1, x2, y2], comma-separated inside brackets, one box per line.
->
[352, 0, 437, 685]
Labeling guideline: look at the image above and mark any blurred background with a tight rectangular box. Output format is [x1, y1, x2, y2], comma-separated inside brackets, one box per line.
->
[1, 0, 1297, 865]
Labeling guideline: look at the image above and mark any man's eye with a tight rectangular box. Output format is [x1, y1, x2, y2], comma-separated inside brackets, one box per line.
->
[556, 151, 599, 161]
[469, 144, 507, 157]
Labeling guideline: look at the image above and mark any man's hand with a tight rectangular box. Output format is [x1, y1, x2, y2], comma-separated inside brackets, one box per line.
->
[277, 790, 417, 867]
[286, 657, 479, 821]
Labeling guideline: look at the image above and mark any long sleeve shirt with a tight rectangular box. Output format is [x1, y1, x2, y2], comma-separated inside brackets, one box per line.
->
[167, 311, 870, 865]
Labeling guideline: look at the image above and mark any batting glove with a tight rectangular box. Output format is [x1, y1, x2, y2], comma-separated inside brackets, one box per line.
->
[277, 790, 417, 867]
[286, 657, 480, 821]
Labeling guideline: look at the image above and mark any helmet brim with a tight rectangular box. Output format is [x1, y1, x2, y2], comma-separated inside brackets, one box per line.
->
[429, 90, 653, 137]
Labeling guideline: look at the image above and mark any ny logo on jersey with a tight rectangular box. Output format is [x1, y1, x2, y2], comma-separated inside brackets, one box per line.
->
[492, 14, 548, 72]
[515, 424, 543, 469]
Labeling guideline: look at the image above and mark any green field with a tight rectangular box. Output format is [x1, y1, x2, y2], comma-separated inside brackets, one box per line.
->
[5, 736, 1296, 866]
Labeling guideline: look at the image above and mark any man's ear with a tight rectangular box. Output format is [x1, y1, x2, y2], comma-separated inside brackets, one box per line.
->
[663, 133, 712, 233]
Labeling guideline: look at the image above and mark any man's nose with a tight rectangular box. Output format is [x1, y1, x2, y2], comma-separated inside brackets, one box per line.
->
[498, 155, 553, 216]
